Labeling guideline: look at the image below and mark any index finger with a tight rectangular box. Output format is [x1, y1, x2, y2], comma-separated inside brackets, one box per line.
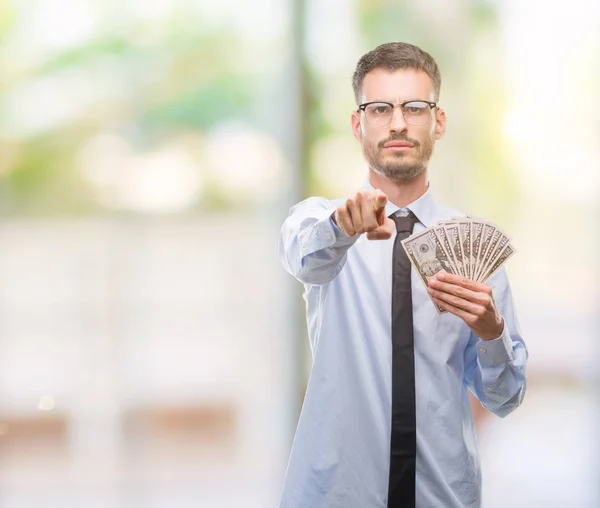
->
[372, 192, 388, 213]
[435, 272, 492, 294]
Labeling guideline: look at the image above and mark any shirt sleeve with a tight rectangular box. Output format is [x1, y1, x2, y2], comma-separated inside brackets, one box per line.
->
[278, 196, 359, 285]
[463, 267, 528, 418]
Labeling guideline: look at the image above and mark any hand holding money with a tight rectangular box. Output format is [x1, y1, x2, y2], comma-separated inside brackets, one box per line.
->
[427, 272, 504, 340]
[333, 190, 395, 240]
[401, 216, 515, 315]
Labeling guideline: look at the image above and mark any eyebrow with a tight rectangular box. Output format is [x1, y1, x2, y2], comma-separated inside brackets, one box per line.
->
[363, 98, 426, 103]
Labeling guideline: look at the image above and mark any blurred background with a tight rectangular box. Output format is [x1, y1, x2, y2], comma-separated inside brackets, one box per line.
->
[0, 0, 599, 507]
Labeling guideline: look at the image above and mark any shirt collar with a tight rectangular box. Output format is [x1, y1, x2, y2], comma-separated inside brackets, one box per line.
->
[361, 179, 438, 228]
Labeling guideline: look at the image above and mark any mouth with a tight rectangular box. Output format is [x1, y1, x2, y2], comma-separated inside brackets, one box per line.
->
[384, 145, 412, 152]
[382, 140, 415, 152]
[383, 144, 413, 153]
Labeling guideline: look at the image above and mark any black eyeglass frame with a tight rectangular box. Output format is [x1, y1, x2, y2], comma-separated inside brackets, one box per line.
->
[357, 100, 438, 125]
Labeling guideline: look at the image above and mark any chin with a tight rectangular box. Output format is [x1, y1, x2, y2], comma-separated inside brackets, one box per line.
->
[390, 171, 423, 183]
[383, 163, 425, 182]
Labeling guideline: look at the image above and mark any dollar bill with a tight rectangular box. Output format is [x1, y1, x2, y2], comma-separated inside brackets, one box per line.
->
[473, 224, 494, 281]
[433, 225, 459, 275]
[479, 243, 515, 282]
[445, 219, 474, 280]
[444, 223, 465, 278]
[401, 229, 457, 313]
[402, 215, 515, 313]
[475, 227, 500, 282]
[470, 221, 484, 281]
[457, 220, 472, 280]
[481, 233, 511, 280]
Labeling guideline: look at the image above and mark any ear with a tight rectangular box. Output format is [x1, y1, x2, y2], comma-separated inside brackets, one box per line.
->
[434, 108, 447, 140]
[351, 110, 362, 142]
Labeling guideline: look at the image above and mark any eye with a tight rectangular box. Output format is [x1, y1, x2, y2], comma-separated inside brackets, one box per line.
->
[366, 103, 391, 115]
[403, 101, 429, 115]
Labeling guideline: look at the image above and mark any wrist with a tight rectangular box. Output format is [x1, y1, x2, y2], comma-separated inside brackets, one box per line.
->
[331, 212, 352, 238]
[481, 316, 504, 341]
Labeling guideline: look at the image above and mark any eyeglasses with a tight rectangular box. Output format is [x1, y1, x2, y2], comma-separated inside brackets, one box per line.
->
[357, 100, 437, 126]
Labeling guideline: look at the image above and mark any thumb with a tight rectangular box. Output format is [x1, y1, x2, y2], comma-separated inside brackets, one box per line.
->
[366, 217, 396, 241]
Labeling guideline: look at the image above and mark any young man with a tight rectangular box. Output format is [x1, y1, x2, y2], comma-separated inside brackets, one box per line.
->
[278, 42, 528, 508]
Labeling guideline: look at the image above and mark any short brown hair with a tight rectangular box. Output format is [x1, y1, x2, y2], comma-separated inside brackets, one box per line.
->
[352, 42, 441, 104]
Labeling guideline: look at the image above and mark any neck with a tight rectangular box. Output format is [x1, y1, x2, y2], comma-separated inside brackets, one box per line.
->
[368, 168, 429, 208]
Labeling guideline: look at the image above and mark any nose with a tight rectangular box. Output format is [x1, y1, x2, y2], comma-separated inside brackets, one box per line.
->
[389, 105, 408, 133]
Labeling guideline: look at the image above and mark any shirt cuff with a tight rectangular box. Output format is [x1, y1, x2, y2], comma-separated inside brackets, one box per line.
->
[298, 209, 358, 259]
[476, 323, 513, 368]
[329, 215, 355, 241]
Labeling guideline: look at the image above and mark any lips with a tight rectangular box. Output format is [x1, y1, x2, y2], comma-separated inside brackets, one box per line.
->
[384, 141, 414, 148]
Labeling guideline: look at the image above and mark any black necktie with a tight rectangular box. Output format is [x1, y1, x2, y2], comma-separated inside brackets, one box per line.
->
[387, 211, 419, 508]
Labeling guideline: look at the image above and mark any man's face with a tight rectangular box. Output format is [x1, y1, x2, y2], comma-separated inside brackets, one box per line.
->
[351, 68, 446, 182]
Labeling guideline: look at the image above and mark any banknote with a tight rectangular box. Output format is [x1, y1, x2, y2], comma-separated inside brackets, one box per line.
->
[401, 228, 458, 313]
[443, 219, 472, 279]
[432, 225, 458, 275]
[403, 216, 515, 314]
[405, 215, 514, 286]
[479, 243, 515, 282]
[457, 220, 472, 280]
[473, 223, 494, 281]
[481, 234, 512, 281]
[476, 229, 502, 282]
[474, 225, 496, 282]
[470, 221, 485, 280]
[444, 223, 465, 278]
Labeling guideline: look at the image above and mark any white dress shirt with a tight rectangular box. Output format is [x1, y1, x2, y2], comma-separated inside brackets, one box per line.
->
[277, 184, 528, 508]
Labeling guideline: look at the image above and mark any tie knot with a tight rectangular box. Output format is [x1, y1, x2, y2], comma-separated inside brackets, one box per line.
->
[390, 211, 418, 233]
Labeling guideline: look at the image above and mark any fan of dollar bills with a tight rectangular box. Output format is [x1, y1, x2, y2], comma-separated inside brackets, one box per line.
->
[401, 217, 515, 313]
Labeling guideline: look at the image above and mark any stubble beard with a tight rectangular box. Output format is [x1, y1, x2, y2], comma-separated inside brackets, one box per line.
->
[363, 133, 435, 183]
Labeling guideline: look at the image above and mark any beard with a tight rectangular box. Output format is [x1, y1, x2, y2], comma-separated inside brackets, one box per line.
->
[363, 132, 435, 182]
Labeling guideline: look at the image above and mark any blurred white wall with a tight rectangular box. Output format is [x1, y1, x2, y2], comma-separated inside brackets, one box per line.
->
[0, 217, 290, 507]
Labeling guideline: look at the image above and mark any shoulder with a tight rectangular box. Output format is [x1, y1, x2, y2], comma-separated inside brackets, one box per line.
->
[288, 196, 332, 214]
[289, 196, 346, 215]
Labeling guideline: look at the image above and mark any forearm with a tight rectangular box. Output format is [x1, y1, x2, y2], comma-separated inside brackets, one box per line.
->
[469, 324, 528, 417]
[279, 197, 358, 285]
[464, 269, 529, 417]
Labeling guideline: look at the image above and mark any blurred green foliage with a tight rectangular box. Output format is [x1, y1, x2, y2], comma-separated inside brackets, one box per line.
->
[0, 0, 517, 220]
[0, 3, 255, 216]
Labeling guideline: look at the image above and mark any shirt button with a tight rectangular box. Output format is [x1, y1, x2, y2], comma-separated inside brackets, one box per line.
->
[479, 348, 487, 354]
[327, 233, 332, 239]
